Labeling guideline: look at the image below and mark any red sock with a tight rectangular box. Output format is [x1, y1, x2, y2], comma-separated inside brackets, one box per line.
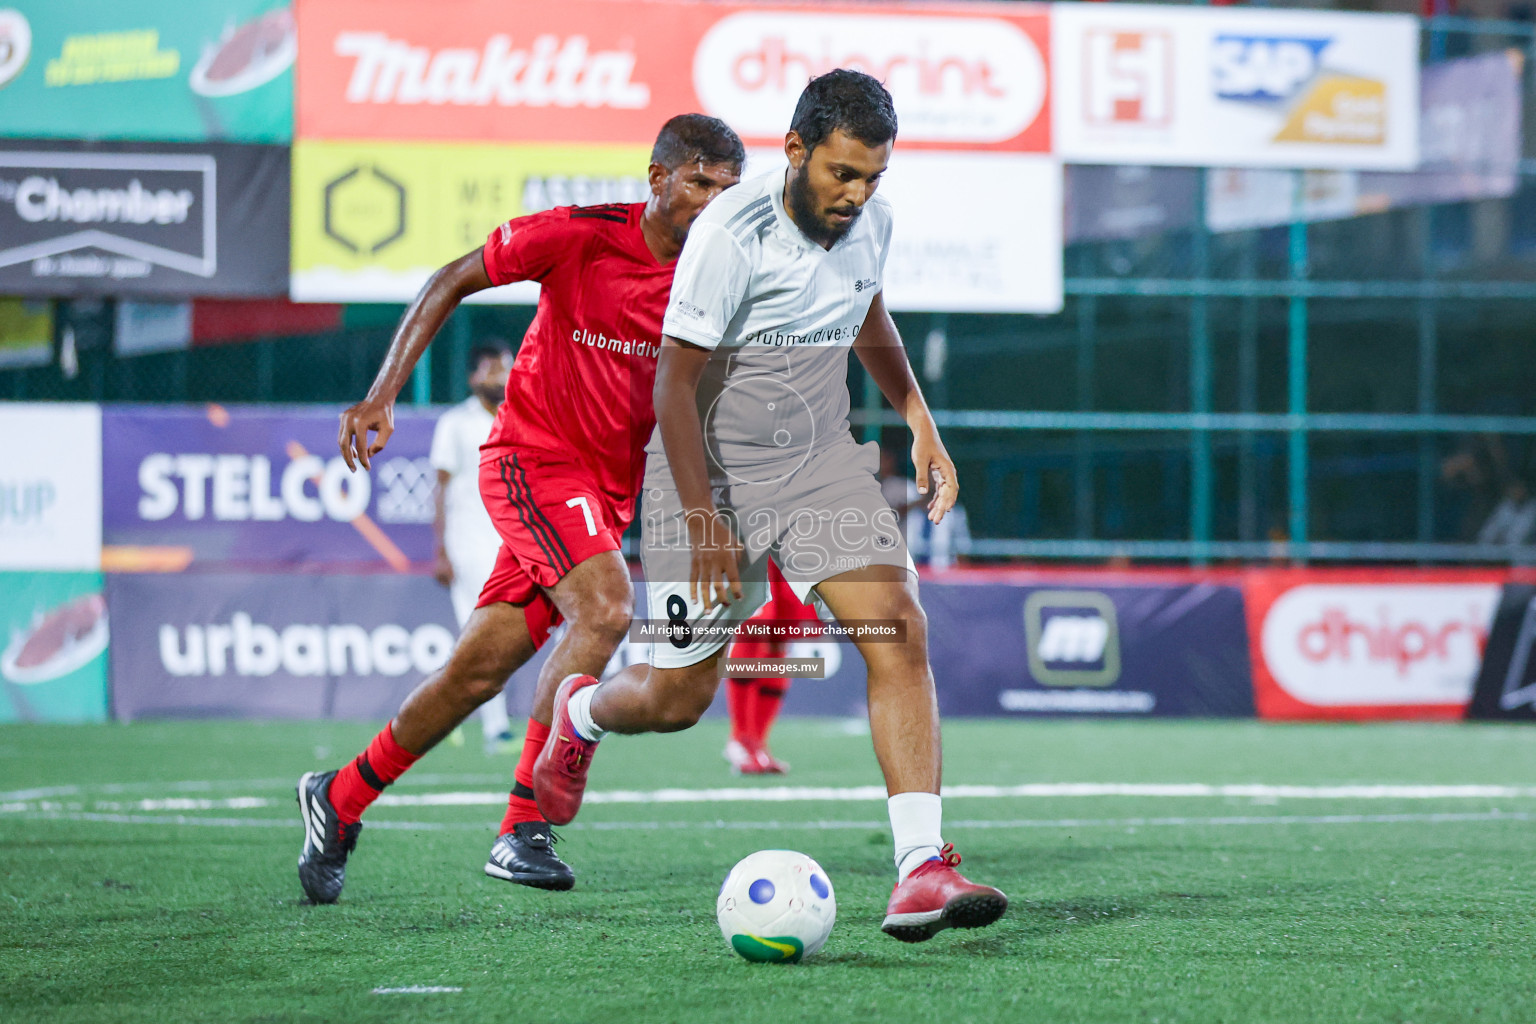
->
[327, 723, 421, 824]
[499, 718, 551, 834]
[727, 678, 756, 746]
[753, 677, 789, 748]
[728, 638, 775, 746]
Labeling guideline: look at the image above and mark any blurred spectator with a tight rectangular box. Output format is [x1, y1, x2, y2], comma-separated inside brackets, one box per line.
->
[1477, 479, 1536, 546]
[429, 341, 516, 754]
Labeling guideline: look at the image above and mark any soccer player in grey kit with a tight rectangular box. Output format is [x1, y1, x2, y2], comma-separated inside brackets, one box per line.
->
[532, 70, 1008, 942]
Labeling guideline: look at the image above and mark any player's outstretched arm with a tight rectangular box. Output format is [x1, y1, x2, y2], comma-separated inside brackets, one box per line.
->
[853, 292, 959, 523]
[655, 335, 743, 609]
[337, 250, 493, 471]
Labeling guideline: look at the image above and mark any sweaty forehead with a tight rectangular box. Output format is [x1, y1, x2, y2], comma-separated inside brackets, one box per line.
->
[810, 131, 891, 175]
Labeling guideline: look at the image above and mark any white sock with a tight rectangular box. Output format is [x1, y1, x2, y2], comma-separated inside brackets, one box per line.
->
[888, 792, 943, 881]
[566, 685, 608, 742]
[479, 692, 511, 741]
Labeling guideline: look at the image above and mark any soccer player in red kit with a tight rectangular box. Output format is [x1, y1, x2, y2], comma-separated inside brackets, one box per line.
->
[296, 115, 744, 904]
[724, 563, 821, 775]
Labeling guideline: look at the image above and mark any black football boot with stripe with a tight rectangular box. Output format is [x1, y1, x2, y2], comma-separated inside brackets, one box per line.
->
[484, 818, 575, 891]
[297, 770, 361, 904]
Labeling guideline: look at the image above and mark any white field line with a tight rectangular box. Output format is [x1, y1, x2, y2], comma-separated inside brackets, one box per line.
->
[8, 782, 1536, 817]
[372, 986, 462, 995]
[9, 810, 1535, 831]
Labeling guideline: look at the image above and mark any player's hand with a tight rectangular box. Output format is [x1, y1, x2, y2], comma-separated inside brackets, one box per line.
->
[338, 396, 395, 472]
[913, 428, 959, 524]
[432, 552, 454, 587]
[688, 512, 744, 610]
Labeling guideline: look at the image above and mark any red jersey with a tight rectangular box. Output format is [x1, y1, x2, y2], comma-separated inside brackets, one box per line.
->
[481, 202, 673, 503]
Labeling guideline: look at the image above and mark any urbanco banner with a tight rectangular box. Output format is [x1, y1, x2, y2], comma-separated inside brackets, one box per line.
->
[294, 0, 1051, 153]
[0, 1, 294, 142]
[101, 404, 440, 570]
[1052, 3, 1418, 170]
[0, 141, 290, 298]
[107, 572, 457, 720]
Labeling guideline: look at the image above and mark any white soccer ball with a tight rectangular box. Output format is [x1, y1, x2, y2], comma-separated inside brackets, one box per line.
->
[716, 850, 836, 963]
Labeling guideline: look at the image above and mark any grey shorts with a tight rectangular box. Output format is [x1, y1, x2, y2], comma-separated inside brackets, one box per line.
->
[640, 437, 914, 669]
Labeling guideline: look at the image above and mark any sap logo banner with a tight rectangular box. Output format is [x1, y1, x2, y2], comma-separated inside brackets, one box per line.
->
[1053, 5, 1417, 170]
[1211, 35, 1384, 146]
[103, 406, 439, 569]
[108, 573, 458, 721]
[1250, 579, 1498, 719]
[919, 581, 1254, 718]
[0, 404, 101, 571]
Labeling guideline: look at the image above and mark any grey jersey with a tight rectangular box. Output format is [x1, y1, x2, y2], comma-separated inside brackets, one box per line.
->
[652, 168, 894, 481]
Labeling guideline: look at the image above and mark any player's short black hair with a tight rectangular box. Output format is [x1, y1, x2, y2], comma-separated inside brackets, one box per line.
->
[468, 341, 511, 373]
[650, 114, 745, 171]
[790, 69, 898, 155]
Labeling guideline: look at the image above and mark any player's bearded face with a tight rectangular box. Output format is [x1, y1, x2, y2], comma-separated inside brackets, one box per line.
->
[470, 355, 510, 406]
[785, 132, 891, 249]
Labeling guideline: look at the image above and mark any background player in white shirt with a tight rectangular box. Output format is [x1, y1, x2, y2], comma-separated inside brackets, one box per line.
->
[429, 343, 516, 753]
[532, 71, 1007, 944]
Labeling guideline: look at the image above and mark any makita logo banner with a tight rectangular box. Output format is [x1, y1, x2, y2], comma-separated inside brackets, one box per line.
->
[333, 31, 650, 109]
[296, 0, 1051, 152]
[1246, 575, 1500, 718]
[108, 572, 459, 721]
[0, 142, 288, 298]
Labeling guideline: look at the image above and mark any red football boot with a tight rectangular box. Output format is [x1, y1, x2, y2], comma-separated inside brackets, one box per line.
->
[881, 844, 1007, 942]
[532, 674, 601, 826]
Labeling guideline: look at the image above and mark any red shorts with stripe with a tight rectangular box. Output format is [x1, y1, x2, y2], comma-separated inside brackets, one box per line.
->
[475, 447, 631, 648]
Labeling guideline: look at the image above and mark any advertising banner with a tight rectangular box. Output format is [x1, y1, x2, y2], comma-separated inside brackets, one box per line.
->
[1065, 164, 1199, 242]
[295, 0, 1051, 153]
[921, 580, 1254, 717]
[0, 571, 109, 722]
[0, 142, 290, 298]
[0, 296, 53, 367]
[101, 405, 439, 570]
[1243, 570, 1501, 721]
[0, 403, 101, 570]
[1053, 4, 1418, 170]
[1467, 585, 1536, 721]
[1206, 52, 1523, 233]
[292, 140, 1063, 313]
[0, 2, 294, 142]
[107, 572, 456, 720]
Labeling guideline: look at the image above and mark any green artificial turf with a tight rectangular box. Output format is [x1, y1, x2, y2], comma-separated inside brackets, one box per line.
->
[3, 718, 1536, 1023]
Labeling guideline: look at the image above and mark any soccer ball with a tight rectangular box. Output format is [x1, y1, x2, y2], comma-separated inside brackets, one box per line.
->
[716, 850, 836, 963]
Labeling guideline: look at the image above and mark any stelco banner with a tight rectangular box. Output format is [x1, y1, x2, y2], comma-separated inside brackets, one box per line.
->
[1243, 570, 1501, 720]
[107, 573, 457, 720]
[290, 140, 1063, 313]
[295, 0, 1052, 153]
[1052, 4, 1419, 170]
[0, 403, 102, 571]
[0, 2, 294, 142]
[101, 405, 439, 570]
[0, 142, 290, 297]
[922, 579, 1255, 717]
